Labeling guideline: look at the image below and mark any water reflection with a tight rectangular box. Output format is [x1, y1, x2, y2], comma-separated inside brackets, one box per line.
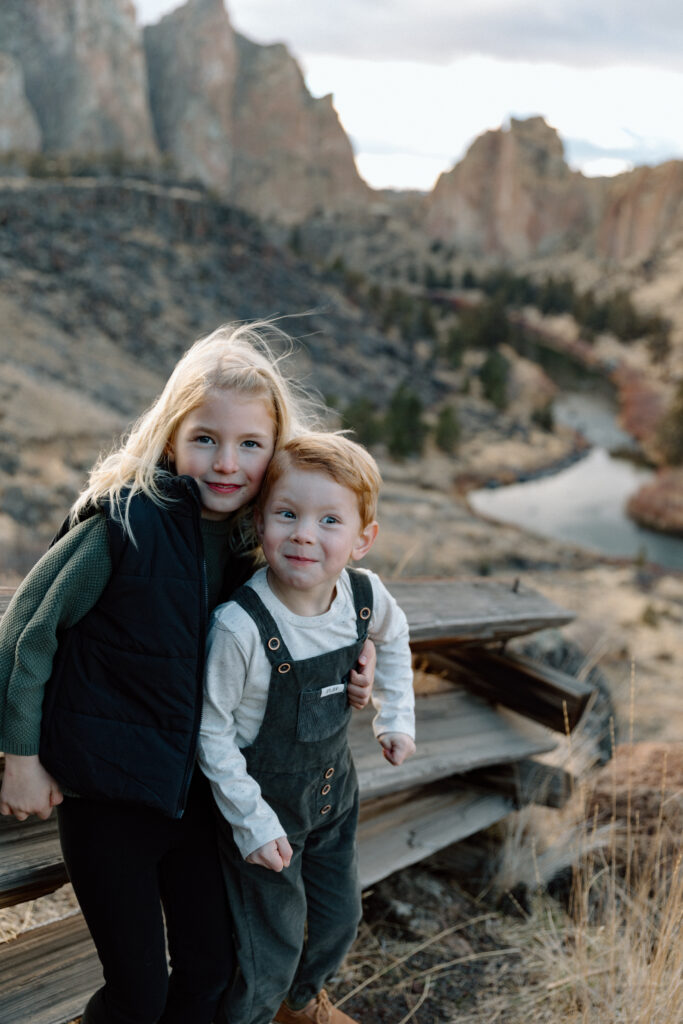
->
[468, 394, 683, 570]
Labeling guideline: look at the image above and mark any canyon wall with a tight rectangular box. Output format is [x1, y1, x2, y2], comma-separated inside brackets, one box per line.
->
[0, 0, 157, 159]
[426, 117, 683, 270]
[1, 1, 683, 256]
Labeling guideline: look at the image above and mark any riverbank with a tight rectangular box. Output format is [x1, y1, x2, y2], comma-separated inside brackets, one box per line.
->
[368, 453, 683, 747]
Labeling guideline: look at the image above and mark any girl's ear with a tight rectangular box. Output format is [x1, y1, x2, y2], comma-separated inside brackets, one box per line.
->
[350, 521, 379, 562]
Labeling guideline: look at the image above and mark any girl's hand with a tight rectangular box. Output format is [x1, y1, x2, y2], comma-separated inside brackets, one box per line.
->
[378, 732, 416, 767]
[0, 754, 64, 820]
[348, 638, 376, 710]
[246, 835, 293, 872]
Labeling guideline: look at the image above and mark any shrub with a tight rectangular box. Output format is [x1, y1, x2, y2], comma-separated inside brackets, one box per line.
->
[435, 405, 461, 454]
[480, 350, 510, 410]
[384, 384, 426, 457]
[341, 397, 383, 447]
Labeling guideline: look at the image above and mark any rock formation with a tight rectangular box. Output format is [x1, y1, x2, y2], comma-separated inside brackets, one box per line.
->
[1, 2, 682, 244]
[426, 116, 683, 271]
[0, 53, 41, 153]
[143, 0, 370, 222]
[595, 160, 683, 265]
[426, 116, 598, 259]
[144, 0, 238, 193]
[0, 0, 157, 159]
[228, 34, 370, 222]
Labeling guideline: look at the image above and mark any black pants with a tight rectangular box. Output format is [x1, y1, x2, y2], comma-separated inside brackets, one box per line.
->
[57, 770, 234, 1024]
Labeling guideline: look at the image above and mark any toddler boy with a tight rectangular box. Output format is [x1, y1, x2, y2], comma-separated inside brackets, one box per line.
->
[198, 432, 415, 1024]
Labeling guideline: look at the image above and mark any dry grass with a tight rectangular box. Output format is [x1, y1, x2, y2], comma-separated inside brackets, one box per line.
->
[332, 667, 682, 1024]
[331, 765, 682, 1024]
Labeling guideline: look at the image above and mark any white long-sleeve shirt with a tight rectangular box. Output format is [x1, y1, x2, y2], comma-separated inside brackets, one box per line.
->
[198, 566, 414, 858]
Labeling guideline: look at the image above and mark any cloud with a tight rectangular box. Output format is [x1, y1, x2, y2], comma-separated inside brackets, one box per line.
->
[224, 0, 683, 73]
[136, 2, 683, 73]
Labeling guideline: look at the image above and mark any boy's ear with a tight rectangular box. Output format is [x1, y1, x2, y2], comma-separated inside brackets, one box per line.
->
[350, 520, 378, 562]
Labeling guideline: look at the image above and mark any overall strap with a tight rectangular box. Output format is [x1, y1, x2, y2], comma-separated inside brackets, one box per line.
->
[231, 586, 294, 670]
[346, 568, 374, 640]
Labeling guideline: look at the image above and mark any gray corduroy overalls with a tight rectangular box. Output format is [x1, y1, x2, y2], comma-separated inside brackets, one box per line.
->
[216, 570, 373, 1024]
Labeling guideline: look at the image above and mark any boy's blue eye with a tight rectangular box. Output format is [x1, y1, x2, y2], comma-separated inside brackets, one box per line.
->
[278, 510, 296, 519]
[322, 516, 339, 525]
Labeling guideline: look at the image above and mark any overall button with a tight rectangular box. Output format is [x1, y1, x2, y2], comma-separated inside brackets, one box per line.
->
[324, 767, 335, 779]
[321, 784, 331, 796]
[320, 804, 332, 815]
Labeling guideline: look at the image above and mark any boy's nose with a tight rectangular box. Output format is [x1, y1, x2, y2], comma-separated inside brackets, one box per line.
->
[292, 519, 315, 542]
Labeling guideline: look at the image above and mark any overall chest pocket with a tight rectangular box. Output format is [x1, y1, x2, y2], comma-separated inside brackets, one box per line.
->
[296, 680, 352, 742]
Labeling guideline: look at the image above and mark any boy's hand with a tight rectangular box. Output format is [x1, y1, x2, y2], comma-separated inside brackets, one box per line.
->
[348, 638, 376, 710]
[246, 835, 293, 872]
[378, 732, 416, 767]
[0, 754, 64, 821]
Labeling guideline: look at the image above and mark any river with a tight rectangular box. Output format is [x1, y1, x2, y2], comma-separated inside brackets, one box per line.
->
[468, 391, 683, 571]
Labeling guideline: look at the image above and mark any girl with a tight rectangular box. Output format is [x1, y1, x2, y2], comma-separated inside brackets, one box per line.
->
[0, 322, 375, 1024]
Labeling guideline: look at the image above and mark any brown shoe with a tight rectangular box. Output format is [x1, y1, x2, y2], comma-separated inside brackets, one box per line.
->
[273, 989, 359, 1024]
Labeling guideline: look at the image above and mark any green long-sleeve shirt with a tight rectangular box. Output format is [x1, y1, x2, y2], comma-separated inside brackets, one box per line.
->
[0, 513, 237, 756]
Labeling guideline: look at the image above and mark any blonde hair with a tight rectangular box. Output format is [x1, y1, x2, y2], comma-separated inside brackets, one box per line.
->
[258, 432, 382, 528]
[71, 321, 317, 539]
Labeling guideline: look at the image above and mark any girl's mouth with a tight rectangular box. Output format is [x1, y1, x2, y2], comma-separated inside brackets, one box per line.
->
[207, 482, 241, 494]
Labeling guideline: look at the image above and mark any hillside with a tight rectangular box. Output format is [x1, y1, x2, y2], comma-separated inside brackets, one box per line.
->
[0, 175, 446, 568]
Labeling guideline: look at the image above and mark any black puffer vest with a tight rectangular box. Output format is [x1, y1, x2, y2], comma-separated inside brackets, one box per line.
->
[40, 476, 214, 818]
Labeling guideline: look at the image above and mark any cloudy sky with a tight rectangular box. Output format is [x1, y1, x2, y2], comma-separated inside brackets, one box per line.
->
[135, 1, 683, 191]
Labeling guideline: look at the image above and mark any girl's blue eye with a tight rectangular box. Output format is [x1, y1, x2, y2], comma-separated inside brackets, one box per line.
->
[279, 510, 296, 519]
[241, 439, 259, 448]
[322, 516, 339, 525]
[197, 435, 215, 445]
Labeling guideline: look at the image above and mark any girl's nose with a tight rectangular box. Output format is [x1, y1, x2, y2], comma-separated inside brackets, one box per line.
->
[213, 446, 239, 472]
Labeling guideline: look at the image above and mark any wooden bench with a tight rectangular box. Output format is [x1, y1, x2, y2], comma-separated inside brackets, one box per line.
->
[0, 578, 585, 1024]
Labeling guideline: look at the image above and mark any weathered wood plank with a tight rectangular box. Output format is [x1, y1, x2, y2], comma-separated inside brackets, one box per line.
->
[439, 647, 594, 732]
[0, 757, 67, 906]
[386, 578, 574, 647]
[350, 690, 556, 800]
[1, 579, 574, 646]
[0, 689, 555, 905]
[0, 914, 101, 1024]
[357, 780, 514, 887]
[0, 812, 67, 908]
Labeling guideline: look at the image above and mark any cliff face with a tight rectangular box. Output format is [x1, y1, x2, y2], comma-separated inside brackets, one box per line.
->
[426, 117, 599, 259]
[143, 1, 370, 222]
[595, 161, 683, 264]
[0, 53, 41, 153]
[143, 0, 238, 193]
[0, 0, 157, 159]
[228, 34, 370, 222]
[426, 116, 683, 269]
